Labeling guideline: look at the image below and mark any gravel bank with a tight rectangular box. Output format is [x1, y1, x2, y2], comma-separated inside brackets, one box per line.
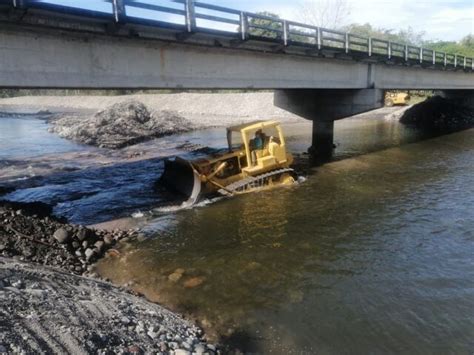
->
[0, 201, 218, 353]
[0, 257, 216, 354]
[0, 92, 302, 126]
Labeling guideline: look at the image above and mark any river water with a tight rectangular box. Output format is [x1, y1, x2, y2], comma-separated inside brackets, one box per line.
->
[1, 112, 473, 353]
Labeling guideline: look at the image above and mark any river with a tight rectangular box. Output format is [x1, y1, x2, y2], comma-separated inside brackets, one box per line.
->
[1, 111, 473, 353]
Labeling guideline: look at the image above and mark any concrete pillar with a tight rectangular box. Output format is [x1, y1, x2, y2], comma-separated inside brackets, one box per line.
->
[310, 120, 335, 158]
[274, 89, 384, 158]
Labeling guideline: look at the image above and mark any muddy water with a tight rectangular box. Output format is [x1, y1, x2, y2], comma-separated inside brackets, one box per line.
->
[98, 129, 472, 351]
[1, 113, 473, 353]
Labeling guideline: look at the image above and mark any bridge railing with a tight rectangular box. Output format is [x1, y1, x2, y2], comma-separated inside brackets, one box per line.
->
[3, 0, 473, 72]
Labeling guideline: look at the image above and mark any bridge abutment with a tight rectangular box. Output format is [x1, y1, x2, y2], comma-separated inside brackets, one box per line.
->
[274, 89, 384, 157]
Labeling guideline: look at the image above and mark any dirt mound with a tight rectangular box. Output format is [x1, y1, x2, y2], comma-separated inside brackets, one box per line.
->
[400, 96, 474, 130]
[50, 100, 194, 149]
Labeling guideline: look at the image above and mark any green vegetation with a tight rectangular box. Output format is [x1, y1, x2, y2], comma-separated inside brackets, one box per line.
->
[248, 11, 282, 39]
[346, 23, 474, 57]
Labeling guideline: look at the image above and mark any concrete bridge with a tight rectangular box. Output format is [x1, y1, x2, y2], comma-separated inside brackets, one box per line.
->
[0, 0, 473, 155]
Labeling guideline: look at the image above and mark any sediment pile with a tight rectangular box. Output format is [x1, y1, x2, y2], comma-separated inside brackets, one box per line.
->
[0, 200, 137, 275]
[49, 100, 195, 149]
[400, 96, 474, 130]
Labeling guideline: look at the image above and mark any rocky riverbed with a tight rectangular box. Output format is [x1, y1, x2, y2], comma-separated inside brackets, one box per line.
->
[0, 201, 218, 353]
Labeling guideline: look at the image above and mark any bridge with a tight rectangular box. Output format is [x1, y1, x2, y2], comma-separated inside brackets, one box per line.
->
[0, 0, 473, 155]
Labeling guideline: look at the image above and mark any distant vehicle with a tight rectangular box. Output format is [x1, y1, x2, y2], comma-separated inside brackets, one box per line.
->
[160, 120, 296, 203]
[385, 92, 410, 107]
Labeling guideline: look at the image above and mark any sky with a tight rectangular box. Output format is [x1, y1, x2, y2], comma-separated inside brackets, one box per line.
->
[198, 0, 474, 42]
[40, 0, 474, 42]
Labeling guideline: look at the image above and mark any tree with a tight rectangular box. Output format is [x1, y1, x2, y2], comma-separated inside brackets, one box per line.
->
[248, 11, 282, 39]
[298, 0, 351, 30]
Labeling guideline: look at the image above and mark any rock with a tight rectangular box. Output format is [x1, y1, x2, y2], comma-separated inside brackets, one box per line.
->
[121, 316, 131, 325]
[76, 229, 89, 241]
[53, 228, 71, 244]
[94, 241, 104, 252]
[103, 236, 113, 245]
[183, 277, 206, 289]
[194, 344, 206, 355]
[147, 329, 157, 339]
[11, 280, 23, 289]
[206, 344, 216, 352]
[84, 248, 95, 261]
[168, 272, 183, 283]
[174, 349, 191, 355]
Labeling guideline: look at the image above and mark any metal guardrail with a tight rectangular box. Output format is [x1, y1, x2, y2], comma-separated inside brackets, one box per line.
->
[3, 0, 474, 72]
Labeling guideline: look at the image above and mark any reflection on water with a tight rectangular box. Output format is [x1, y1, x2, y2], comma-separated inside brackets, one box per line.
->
[98, 129, 474, 353]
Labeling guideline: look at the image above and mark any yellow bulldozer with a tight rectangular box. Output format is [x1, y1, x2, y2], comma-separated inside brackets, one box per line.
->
[385, 92, 410, 106]
[160, 120, 296, 203]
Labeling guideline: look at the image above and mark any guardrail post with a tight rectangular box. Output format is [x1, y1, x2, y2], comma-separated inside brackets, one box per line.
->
[444, 53, 447, 67]
[387, 41, 391, 59]
[432, 50, 436, 65]
[317, 28, 322, 50]
[454, 54, 457, 68]
[185, 0, 196, 33]
[463, 56, 466, 69]
[345, 33, 349, 54]
[239, 12, 248, 41]
[404, 44, 408, 61]
[419, 47, 423, 64]
[282, 20, 289, 46]
[368, 38, 372, 56]
[112, 0, 126, 23]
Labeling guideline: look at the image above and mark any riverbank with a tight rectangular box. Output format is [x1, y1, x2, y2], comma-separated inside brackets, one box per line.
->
[0, 201, 218, 353]
[0, 257, 216, 354]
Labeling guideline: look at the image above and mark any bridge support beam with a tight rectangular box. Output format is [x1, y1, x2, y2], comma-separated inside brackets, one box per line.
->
[274, 89, 384, 158]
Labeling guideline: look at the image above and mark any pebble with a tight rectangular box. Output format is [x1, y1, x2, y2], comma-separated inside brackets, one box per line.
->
[76, 228, 88, 241]
[53, 228, 70, 244]
[194, 344, 206, 354]
[85, 248, 95, 260]
[174, 349, 191, 355]
[168, 272, 183, 283]
[183, 277, 206, 288]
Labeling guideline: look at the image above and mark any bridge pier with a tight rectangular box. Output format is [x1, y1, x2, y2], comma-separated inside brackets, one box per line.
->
[274, 89, 384, 158]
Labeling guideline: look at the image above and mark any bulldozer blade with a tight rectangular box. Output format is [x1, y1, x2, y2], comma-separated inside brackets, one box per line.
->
[160, 158, 202, 204]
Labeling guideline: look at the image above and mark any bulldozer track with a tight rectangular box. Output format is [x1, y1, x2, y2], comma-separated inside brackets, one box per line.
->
[218, 168, 296, 196]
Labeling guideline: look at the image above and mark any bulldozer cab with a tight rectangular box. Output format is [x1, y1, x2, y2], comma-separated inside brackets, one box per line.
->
[227, 121, 290, 175]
